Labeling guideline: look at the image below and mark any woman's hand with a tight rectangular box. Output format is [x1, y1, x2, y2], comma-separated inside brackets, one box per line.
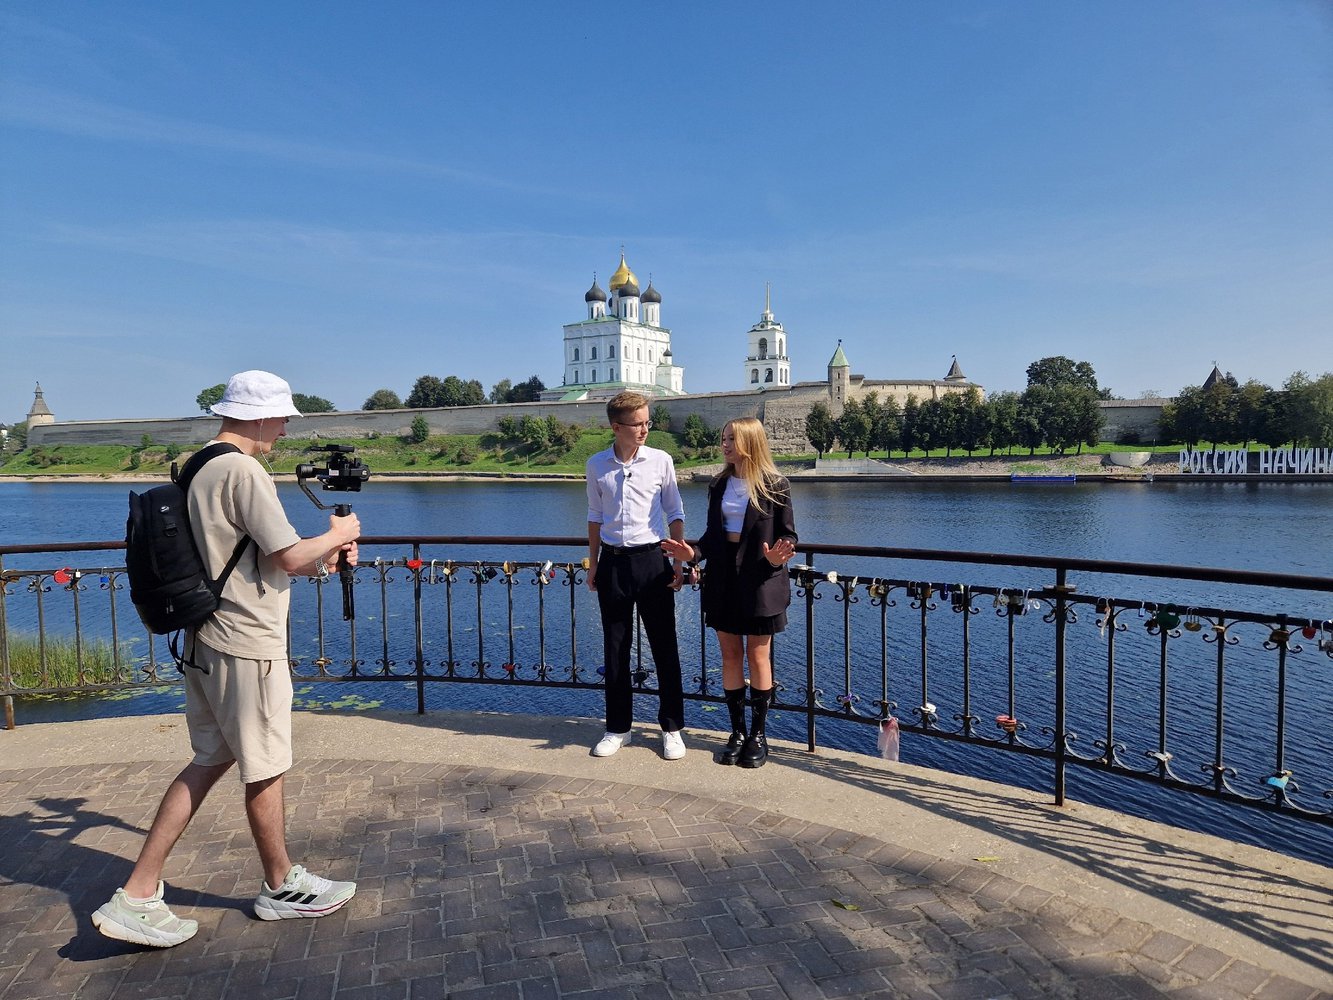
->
[660, 538, 694, 563]
[762, 538, 796, 567]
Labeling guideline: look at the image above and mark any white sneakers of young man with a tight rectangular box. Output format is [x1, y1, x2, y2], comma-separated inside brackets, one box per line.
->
[592, 730, 631, 756]
[92, 881, 198, 948]
[661, 729, 687, 760]
[593, 730, 686, 759]
[254, 864, 357, 921]
[591, 730, 687, 757]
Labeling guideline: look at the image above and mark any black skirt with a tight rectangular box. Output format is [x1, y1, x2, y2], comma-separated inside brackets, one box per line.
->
[702, 541, 788, 636]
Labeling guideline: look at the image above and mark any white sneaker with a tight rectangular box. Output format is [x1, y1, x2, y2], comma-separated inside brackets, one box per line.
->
[92, 882, 198, 948]
[662, 729, 687, 760]
[592, 731, 631, 757]
[254, 864, 356, 921]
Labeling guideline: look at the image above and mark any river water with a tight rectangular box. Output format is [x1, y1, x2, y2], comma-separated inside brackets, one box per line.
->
[3, 478, 1331, 864]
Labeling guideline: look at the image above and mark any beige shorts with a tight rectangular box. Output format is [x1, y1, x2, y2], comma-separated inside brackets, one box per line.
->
[184, 643, 294, 784]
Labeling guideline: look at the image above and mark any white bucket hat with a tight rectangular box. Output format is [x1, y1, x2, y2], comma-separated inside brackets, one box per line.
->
[211, 370, 302, 420]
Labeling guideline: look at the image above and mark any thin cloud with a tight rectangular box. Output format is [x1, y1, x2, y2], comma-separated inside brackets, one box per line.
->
[1, 86, 581, 200]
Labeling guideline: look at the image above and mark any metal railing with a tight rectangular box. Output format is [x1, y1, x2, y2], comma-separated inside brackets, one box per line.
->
[3, 536, 1331, 829]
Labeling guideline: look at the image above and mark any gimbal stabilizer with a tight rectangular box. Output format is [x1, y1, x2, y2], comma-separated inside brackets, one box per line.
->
[295, 445, 370, 621]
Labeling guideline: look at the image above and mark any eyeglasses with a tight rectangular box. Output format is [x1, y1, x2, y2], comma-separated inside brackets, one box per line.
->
[615, 420, 652, 430]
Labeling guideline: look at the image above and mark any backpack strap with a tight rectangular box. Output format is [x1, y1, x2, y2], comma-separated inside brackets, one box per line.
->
[173, 441, 243, 490]
[175, 442, 252, 598]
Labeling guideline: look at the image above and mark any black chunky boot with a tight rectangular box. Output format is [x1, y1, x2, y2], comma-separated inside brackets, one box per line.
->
[738, 686, 772, 769]
[717, 687, 747, 765]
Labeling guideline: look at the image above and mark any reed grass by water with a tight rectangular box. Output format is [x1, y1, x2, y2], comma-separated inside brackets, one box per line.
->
[3, 632, 137, 689]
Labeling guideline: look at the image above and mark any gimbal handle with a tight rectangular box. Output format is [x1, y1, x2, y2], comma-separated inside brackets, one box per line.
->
[334, 503, 355, 621]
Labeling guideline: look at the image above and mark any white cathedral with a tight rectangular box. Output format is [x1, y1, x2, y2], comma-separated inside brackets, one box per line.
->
[553, 253, 686, 400]
[549, 251, 801, 402]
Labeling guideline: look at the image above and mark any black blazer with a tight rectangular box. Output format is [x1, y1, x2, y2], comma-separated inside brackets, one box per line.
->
[695, 472, 798, 619]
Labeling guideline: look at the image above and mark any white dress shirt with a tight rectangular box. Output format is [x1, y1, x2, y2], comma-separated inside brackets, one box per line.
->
[586, 444, 685, 546]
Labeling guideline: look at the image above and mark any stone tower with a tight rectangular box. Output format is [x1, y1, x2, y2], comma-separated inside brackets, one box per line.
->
[27, 383, 55, 427]
[827, 341, 850, 413]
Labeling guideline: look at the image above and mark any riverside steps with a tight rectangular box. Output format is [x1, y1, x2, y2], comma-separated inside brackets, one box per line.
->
[1, 710, 1329, 999]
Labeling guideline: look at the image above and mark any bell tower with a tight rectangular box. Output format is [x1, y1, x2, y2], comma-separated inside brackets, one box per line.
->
[744, 284, 790, 388]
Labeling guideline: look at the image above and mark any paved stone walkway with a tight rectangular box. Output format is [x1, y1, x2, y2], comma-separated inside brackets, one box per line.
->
[2, 750, 1329, 1000]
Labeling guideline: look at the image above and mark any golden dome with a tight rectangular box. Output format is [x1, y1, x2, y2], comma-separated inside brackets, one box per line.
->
[608, 252, 638, 291]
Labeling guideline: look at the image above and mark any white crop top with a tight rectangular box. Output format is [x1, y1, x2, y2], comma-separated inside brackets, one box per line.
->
[721, 476, 750, 533]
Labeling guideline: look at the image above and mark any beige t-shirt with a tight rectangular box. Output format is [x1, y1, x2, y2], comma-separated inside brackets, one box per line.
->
[187, 449, 301, 660]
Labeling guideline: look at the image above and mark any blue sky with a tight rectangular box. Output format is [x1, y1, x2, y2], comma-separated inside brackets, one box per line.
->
[2, 1, 1331, 422]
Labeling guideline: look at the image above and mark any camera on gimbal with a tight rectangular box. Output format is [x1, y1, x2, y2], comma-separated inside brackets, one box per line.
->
[294, 445, 370, 621]
[295, 444, 370, 507]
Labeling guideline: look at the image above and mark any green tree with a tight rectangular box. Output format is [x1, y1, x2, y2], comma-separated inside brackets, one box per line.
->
[682, 413, 715, 449]
[859, 393, 882, 454]
[406, 375, 447, 408]
[362, 388, 403, 410]
[986, 392, 1021, 456]
[489, 375, 545, 404]
[870, 394, 901, 458]
[899, 396, 920, 455]
[937, 394, 963, 457]
[497, 415, 519, 440]
[1043, 384, 1100, 454]
[835, 397, 871, 457]
[1199, 372, 1240, 446]
[519, 414, 550, 448]
[292, 393, 335, 414]
[804, 402, 836, 457]
[1234, 380, 1271, 449]
[1159, 386, 1206, 448]
[1254, 387, 1294, 448]
[441, 376, 468, 406]
[1017, 386, 1052, 454]
[549, 418, 581, 453]
[409, 415, 430, 444]
[1026, 356, 1105, 396]
[196, 384, 226, 413]
[914, 398, 943, 455]
[1289, 371, 1333, 446]
[511, 375, 546, 403]
[6, 421, 28, 450]
[1070, 386, 1105, 453]
[651, 405, 672, 432]
[959, 387, 991, 456]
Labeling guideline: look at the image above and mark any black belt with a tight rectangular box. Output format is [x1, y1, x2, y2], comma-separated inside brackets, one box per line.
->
[602, 542, 661, 556]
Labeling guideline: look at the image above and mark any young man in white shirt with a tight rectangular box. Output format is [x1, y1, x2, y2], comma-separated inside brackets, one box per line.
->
[585, 391, 689, 759]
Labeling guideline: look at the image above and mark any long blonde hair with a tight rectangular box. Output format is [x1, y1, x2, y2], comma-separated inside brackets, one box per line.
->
[724, 417, 783, 510]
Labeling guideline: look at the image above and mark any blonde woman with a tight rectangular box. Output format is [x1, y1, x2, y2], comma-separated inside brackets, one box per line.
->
[662, 417, 797, 768]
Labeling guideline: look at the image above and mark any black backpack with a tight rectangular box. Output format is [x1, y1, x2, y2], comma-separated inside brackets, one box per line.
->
[126, 442, 251, 635]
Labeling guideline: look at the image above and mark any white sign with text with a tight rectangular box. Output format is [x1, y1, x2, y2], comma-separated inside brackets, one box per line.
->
[1178, 448, 1333, 474]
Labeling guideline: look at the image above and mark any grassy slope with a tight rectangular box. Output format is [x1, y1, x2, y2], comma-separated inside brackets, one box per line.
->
[0, 437, 1199, 477]
[0, 428, 710, 477]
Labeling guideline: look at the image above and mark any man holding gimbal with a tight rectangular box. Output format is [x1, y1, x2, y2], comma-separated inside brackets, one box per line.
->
[93, 370, 362, 948]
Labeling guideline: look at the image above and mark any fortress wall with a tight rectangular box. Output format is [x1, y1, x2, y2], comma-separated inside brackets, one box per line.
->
[1099, 402, 1164, 442]
[25, 393, 780, 449]
[25, 391, 1165, 454]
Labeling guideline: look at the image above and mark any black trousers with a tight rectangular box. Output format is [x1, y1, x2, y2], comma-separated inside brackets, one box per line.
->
[596, 547, 685, 734]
